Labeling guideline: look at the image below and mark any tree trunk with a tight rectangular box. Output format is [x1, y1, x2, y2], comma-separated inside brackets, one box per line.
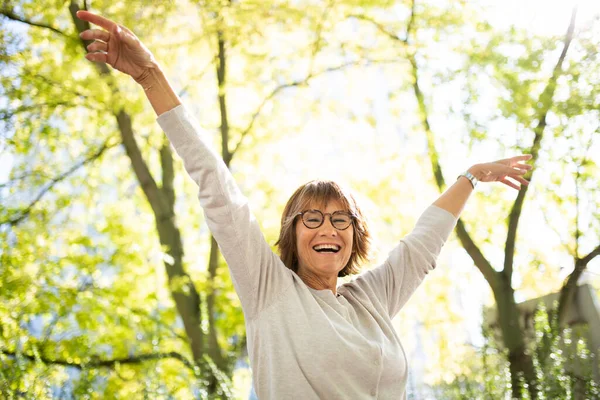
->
[400, 5, 576, 398]
[557, 245, 600, 327]
[402, 7, 541, 394]
[201, 20, 234, 397]
[206, 235, 226, 369]
[69, 0, 207, 375]
[493, 277, 539, 399]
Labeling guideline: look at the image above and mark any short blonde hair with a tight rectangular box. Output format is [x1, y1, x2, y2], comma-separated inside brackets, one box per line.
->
[276, 180, 371, 277]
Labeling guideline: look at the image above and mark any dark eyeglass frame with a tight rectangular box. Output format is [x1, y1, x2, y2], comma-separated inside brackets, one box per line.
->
[296, 209, 355, 230]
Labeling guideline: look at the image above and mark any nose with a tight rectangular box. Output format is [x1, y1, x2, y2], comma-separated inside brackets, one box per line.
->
[318, 216, 337, 236]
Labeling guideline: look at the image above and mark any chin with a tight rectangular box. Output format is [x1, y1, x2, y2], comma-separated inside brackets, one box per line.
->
[319, 263, 345, 274]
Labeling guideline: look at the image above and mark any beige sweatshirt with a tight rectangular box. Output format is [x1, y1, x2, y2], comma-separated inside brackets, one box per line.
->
[157, 105, 457, 399]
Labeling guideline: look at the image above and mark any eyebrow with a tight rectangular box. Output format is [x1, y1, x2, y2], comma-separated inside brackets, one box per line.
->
[305, 209, 350, 213]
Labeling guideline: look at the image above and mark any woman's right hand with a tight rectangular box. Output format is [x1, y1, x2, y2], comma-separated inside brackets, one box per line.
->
[76, 11, 157, 82]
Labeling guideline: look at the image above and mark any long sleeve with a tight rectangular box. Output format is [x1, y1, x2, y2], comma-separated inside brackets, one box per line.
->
[353, 205, 457, 318]
[157, 105, 293, 320]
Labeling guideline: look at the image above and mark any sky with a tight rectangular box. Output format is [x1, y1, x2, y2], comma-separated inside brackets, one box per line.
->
[487, 0, 599, 35]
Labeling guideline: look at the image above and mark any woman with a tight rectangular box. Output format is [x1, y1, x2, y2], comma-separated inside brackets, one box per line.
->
[76, 11, 532, 399]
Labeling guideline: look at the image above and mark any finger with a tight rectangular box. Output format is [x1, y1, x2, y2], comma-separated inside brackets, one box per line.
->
[504, 165, 529, 175]
[511, 176, 530, 186]
[498, 154, 533, 165]
[76, 10, 118, 32]
[514, 163, 533, 171]
[80, 29, 110, 42]
[87, 41, 108, 53]
[498, 165, 522, 176]
[512, 154, 533, 161]
[84, 52, 108, 64]
[500, 178, 521, 190]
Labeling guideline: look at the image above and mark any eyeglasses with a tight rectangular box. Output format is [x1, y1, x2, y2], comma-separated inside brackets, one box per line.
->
[296, 209, 354, 230]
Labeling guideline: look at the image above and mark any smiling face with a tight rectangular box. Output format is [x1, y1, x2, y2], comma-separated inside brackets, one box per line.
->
[276, 180, 371, 280]
[295, 200, 354, 284]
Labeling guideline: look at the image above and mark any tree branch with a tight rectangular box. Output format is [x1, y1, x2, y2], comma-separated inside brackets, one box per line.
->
[159, 138, 175, 210]
[67, 2, 206, 366]
[0, 348, 196, 373]
[350, 14, 409, 46]
[556, 242, 599, 327]
[1, 140, 118, 226]
[1, 102, 77, 122]
[177, 55, 219, 98]
[204, 21, 229, 373]
[405, 0, 416, 43]
[504, 7, 577, 280]
[0, 8, 72, 38]
[364, 2, 506, 287]
[68, 1, 110, 76]
[455, 220, 501, 289]
[355, 2, 500, 285]
[307, 0, 335, 75]
[216, 29, 232, 167]
[115, 111, 170, 217]
[580, 243, 600, 267]
[230, 58, 389, 160]
[206, 235, 226, 371]
[128, 307, 189, 343]
[0, 170, 51, 189]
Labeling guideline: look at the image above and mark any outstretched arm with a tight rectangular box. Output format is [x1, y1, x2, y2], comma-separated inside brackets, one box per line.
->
[433, 155, 533, 217]
[76, 11, 292, 319]
[77, 10, 180, 116]
[355, 155, 532, 317]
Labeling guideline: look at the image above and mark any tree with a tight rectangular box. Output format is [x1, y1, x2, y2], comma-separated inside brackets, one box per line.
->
[433, 304, 599, 399]
[0, 0, 399, 397]
[349, 1, 599, 398]
[3, 0, 597, 398]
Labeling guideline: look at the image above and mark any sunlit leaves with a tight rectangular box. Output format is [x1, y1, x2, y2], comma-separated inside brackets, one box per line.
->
[434, 305, 599, 399]
[2, 0, 599, 398]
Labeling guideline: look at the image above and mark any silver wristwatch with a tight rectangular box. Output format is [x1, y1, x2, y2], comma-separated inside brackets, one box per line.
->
[457, 171, 478, 189]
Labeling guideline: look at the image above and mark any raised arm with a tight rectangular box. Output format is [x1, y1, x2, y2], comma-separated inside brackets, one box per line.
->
[77, 11, 292, 319]
[352, 155, 532, 317]
[433, 155, 533, 217]
[77, 10, 180, 116]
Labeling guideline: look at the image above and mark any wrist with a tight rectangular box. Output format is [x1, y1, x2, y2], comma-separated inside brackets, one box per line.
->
[467, 164, 485, 181]
[458, 169, 478, 189]
[134, 62, 163, 89]
[133, 63, 181, 116]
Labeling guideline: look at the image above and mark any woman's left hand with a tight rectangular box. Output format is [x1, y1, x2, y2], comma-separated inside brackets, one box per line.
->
[469, 154, 533, 190]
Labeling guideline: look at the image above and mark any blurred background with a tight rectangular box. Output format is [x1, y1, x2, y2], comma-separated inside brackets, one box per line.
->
[1, 0, 599, 398]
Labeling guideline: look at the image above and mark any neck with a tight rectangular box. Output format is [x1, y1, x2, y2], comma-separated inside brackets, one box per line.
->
[297, 269, 338, 295]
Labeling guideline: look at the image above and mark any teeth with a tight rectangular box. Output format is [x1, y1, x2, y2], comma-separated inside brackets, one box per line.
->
[313, 244, 340, 251]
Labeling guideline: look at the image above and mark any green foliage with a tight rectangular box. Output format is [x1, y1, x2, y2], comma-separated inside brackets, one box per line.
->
[533, 306, 599, 399]
[1, 0, 599, 398]
[433, 305, 599, 399]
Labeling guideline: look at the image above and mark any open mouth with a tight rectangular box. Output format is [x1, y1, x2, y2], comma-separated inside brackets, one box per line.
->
[313, 244, 341, 254]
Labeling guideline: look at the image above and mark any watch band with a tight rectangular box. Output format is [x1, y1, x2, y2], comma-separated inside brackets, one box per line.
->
[458, 171, 478, 189]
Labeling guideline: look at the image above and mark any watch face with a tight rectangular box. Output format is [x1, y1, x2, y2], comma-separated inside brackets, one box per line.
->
[462, 172, 476, 188]
[458, 172, 476, 188]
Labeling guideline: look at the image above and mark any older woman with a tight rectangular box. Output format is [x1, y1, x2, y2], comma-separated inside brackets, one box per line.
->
[77, 11, 531, 399]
